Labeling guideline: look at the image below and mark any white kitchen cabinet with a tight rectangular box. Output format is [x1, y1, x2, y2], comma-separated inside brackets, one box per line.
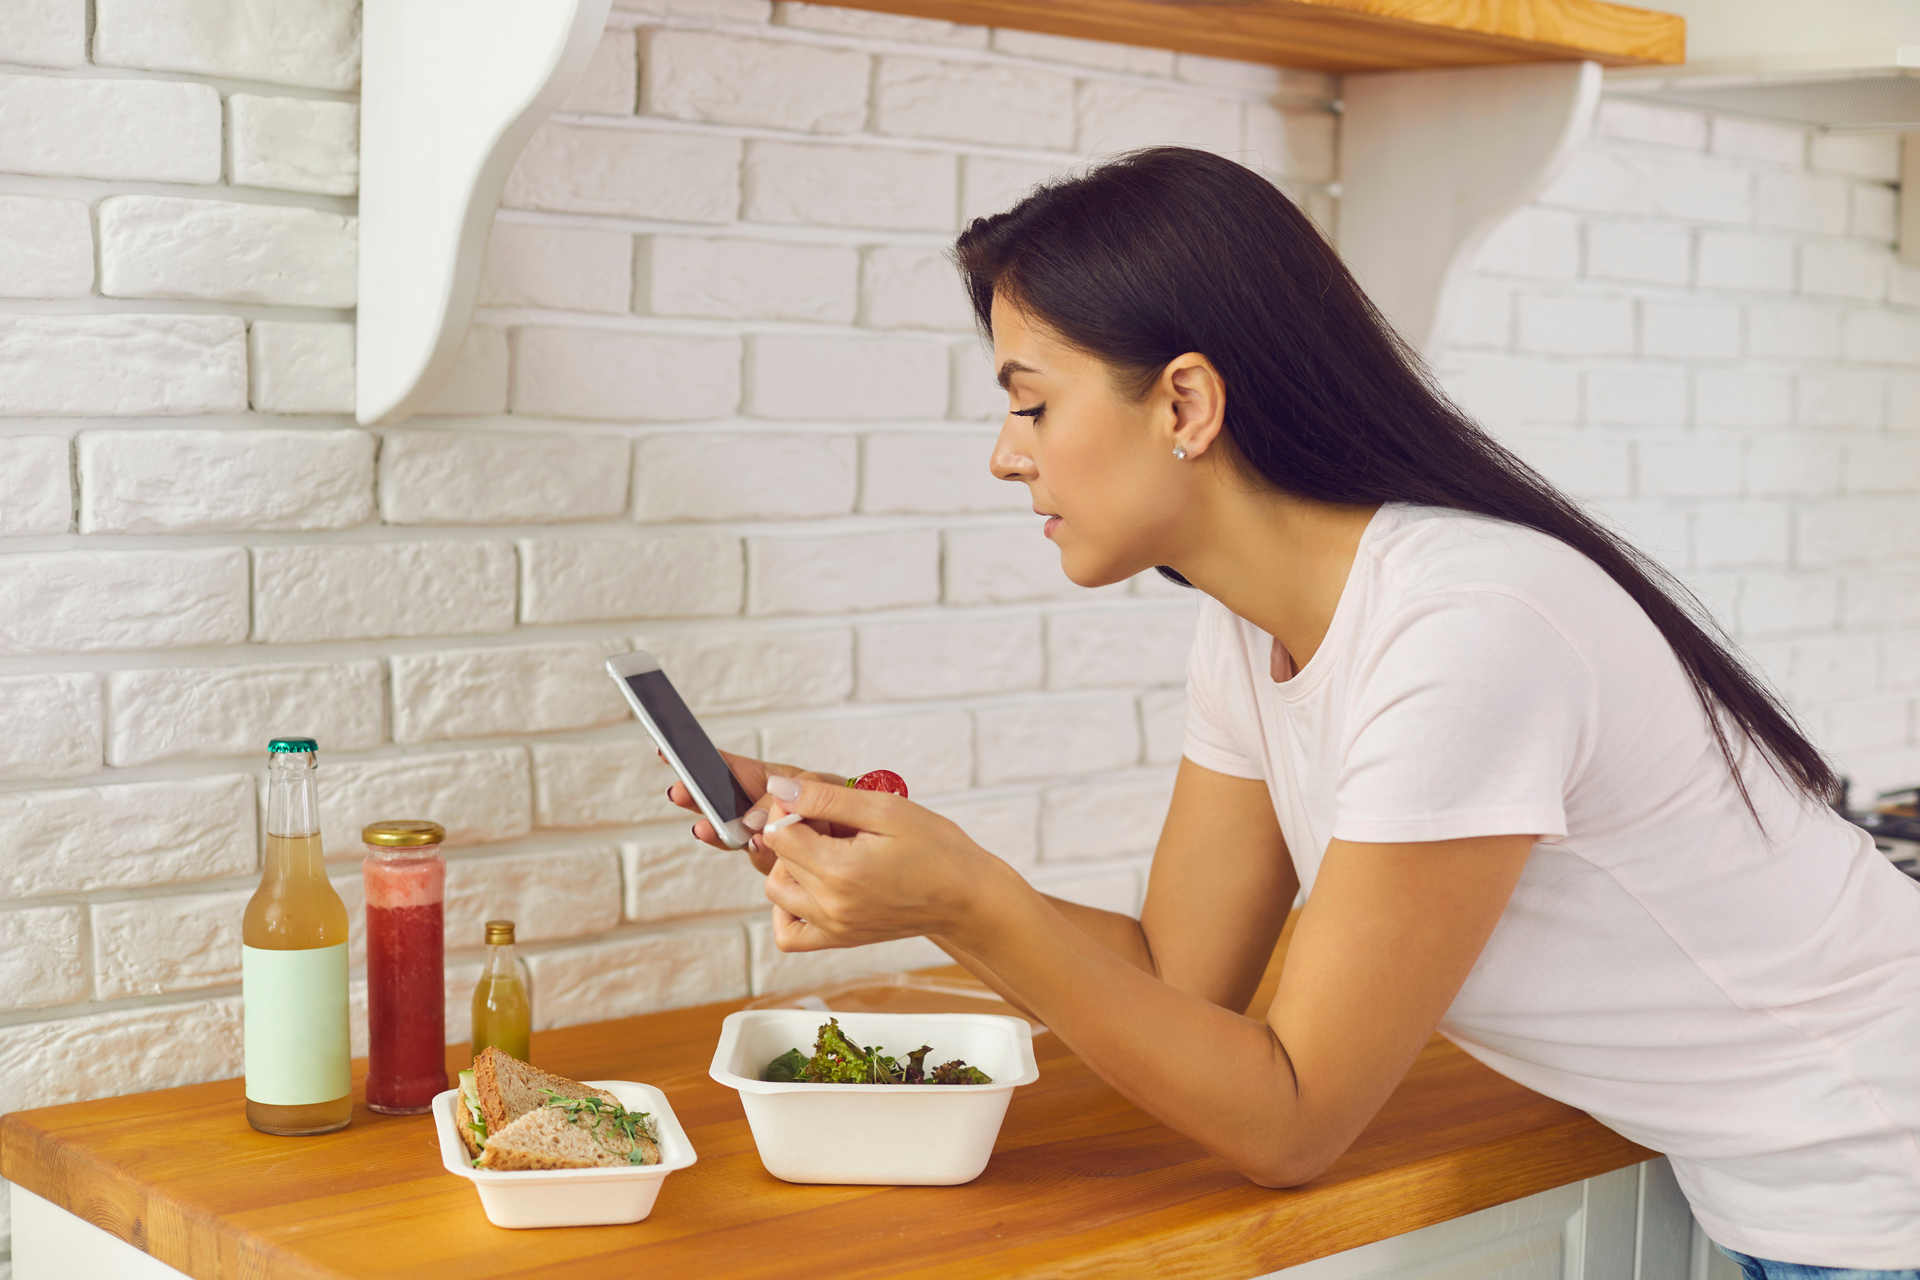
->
[13, 1158, 1746, 1280]
[1262, 1159, 1743, 1280]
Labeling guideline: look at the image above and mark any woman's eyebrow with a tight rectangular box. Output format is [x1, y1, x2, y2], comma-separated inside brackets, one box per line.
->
[996, 359, 1040, 390]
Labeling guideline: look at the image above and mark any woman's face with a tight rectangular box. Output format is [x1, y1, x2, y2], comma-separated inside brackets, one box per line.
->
[988, 295, 1190, 588]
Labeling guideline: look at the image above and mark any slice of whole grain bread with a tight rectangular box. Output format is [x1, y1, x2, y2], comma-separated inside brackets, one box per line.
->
[470, 1045, 617, 1135]
[476, 1105, 660, 1170]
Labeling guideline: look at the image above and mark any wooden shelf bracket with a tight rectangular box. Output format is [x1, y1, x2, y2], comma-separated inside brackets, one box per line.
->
[1338, 60, 1604, 356]
[356, 0, 611, 426]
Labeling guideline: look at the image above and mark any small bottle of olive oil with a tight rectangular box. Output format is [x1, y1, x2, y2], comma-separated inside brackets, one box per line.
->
[471, 919, 532, 1061]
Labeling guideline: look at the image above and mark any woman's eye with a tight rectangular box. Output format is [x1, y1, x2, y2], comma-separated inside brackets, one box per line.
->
[1011, 404, 1044, 420]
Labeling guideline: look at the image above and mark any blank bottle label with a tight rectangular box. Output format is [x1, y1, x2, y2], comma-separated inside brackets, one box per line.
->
[243, 943, 351, 1106]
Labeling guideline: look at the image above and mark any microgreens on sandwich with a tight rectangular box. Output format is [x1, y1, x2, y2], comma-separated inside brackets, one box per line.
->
[540, 1088, 659, 1165]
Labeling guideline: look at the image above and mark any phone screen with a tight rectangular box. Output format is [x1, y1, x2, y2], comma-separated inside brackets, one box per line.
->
[618, 669, 755, 822]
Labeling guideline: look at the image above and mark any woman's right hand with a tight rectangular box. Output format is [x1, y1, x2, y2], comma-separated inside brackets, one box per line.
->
[664, 750, 848, 875]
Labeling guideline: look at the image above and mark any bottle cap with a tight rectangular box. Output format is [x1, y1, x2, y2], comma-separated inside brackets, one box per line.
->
[485, 920, 515, 945]
[268, 737, 318, 753]
[362, 819, 446, 847]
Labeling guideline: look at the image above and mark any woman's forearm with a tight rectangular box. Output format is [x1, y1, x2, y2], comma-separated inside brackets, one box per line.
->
[957, 867, 1325, 1186]
[931, 893, 1158, 1018]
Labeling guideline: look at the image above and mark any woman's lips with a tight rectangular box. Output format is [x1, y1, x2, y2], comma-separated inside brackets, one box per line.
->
[1043, 516, 1062, 538]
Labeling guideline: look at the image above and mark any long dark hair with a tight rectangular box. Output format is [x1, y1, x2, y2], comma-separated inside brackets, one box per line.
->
[953, 146, 1837, 815]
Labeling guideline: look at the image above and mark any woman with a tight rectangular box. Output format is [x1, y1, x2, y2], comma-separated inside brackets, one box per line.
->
[671, 147, 1920, 1278]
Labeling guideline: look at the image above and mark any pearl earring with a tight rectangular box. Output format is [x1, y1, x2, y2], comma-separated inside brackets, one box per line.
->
[1172, 445, 1188, 460]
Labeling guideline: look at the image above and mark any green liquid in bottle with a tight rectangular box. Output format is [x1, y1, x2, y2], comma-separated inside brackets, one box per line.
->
[471, 919, 532, 1062]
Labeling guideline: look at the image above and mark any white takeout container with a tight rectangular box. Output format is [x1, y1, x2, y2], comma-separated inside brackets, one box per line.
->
[709, 1009, 1039, 1186]
[432, 1079, 696, 1229]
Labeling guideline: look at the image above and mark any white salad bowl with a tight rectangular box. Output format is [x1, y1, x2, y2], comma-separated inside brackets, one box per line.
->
[709, 1009, 1040, 1186]
[432, 1079, 697, 1229]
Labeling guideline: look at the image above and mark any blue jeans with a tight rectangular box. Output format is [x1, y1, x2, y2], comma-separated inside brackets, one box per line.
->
[1718, 1246, 1920, 1279]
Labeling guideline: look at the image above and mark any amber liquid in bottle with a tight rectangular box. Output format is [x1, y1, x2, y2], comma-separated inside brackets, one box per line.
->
[471, 920, 533, 1061]
[244, 746, 353, 1135]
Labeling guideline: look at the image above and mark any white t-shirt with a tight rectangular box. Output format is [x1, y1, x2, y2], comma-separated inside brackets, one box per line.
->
[1182, 503, 1920, 1269]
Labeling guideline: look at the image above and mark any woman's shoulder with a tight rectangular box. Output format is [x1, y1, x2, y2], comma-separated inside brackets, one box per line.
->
[1366, 504, 1619, 611]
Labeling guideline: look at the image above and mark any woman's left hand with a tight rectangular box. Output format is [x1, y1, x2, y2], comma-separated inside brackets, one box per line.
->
[757, 775, 1006, 953]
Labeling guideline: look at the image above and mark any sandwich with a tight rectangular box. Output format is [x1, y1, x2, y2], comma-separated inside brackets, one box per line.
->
[455, 1045, 661, 1170]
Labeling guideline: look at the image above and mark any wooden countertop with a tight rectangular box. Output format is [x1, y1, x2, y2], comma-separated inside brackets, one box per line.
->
[2, 943, 1653, 1279]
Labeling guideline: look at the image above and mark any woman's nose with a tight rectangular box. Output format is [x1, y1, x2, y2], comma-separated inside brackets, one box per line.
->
[991, 422, 1034, 482]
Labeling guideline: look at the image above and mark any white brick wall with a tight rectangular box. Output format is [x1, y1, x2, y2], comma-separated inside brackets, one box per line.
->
[0, 548, 250, 653]
[99, 196, 357, 308]
[564, 28, 639, 116]
[746, 334, 949, 419]
[8, 0, 86, 70]
[390, 639, 630, 741]
[93, 0, 361, 90]
[518, 533, 744, 623]
[228, 96, 358, 196]
[0, 74, 221, 183]
[638, 235, 857, 323]
[533, 728, 756, 830]
[377, 430, 630, 525]
[483, 223, 633, 313]
[743, 139, 956, 230]
[252, 542, 518, 643]
[644, 29, 869, 132]
[1, 774, 256, 898]
[79, 428, 374, 533]
[0, 905, 87, 1011]
[861, 431, 1025, 513]
[0, 315, 248, 416]
[857, 614, 1042, 700]
[632, 627, 852, 713]
[747, 529, 940, 614]
[249, 321, 358, 414]
[876, 56, 1075, 150]
[0, 8, 1344, 1221]
[1440, 106, 1920, 797]
[0, 673, 102, 781]
[503, 123, 742, 223]
[443, 846, 624, 944]
[0, 196, 93, 297]
[0, 436, 72, 535]
[513, 327, 741, 421]
[633, 433, 858, 521]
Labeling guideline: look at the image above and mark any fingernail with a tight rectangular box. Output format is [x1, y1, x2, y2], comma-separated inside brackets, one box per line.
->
[664, 785, 676, 800]
[766, 776, 801, 802]
[764, 812, 805, 834]
[741, 809, 767, 832]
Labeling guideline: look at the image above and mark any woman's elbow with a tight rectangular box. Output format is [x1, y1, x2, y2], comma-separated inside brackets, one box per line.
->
[1232, 1145, 1337, 1190]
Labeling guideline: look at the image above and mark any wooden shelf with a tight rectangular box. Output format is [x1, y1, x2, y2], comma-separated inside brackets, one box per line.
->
[823, 0, 1684, 73]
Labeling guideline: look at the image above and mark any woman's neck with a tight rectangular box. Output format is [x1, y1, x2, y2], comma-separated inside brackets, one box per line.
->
[1173, 488, 1378, 670]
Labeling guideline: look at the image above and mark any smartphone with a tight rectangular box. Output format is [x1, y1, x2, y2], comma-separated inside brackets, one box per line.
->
[606, 650, 756, 849]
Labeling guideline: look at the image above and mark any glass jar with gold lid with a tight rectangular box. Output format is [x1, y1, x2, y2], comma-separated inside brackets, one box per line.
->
[362, 819, 447, 1113]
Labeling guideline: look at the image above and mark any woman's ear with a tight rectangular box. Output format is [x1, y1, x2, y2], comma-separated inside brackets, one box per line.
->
[1163, 353, 1227, 460]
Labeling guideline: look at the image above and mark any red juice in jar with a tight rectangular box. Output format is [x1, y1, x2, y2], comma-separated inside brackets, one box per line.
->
[362, 820, 448, 1114]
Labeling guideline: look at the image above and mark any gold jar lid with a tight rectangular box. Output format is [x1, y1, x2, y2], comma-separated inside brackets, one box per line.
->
[362, 819, 446, 847]
[485, 919, 515, 945]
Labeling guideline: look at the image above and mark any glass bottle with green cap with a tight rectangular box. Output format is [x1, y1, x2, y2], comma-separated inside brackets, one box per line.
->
[243, 738, 352, 1136]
